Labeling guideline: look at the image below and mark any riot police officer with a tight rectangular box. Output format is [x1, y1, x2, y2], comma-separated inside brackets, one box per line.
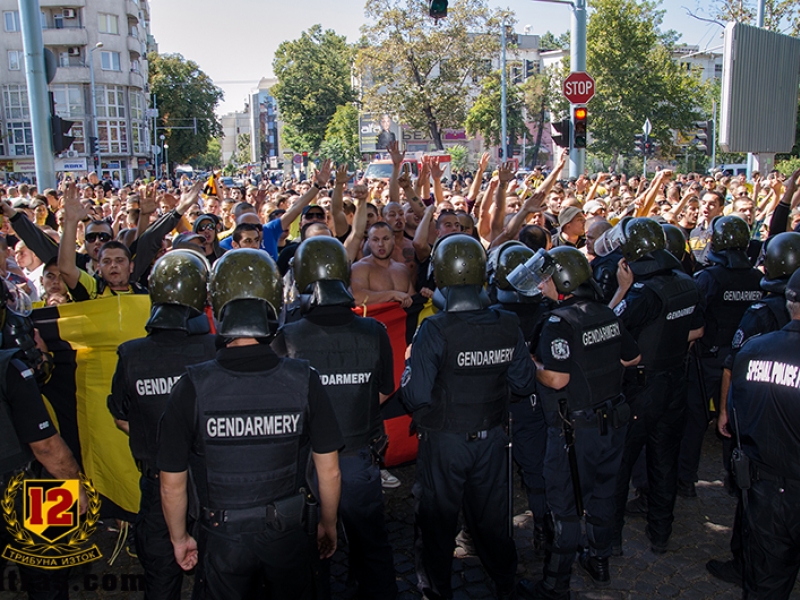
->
[107, 249, 217, 600]
[606, 218, 704, 554]
[272, 237, 397, 600]
[513, 247, 640, 600]
[156, 249, 344, 599]
[489, 241, 552, 557]
[678, 215, 763, 497]
[0, 279, 86, 599]
[706, 231, 800, 586]
[727, 268, 800, 599]
[662, 223, 696, 275]
[401, 234, 537, 600]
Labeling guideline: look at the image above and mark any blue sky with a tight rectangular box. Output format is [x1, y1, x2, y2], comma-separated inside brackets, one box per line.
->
[149, 0, 727, 116]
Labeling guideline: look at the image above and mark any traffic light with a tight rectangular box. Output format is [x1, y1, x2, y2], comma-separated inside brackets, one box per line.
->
[88, 137, 99, 155]
[573, 106, 587, 149]
[634, 133, 645, 155]
[49, 92, 75, 154]
[302, 151, 308, 167]
[551, 118, 571, 149]
[429, 0, 448, 19]
[644, 140, 658, 157]
[694, 120, 713, 156]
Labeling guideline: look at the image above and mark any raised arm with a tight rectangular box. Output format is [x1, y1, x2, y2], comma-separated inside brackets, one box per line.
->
[491, 161, 515, 242]
[344, 196, 367, 264]
[330, 164, 350, 238]
[57, 183, 88, 290]
[280, 159, 333, 229]
[413, 204, 436, 261]
[430, 157, 445, 204]
[468, 152, 490, 202]
[398, 164, 426, 218]
[387, 141, 405, 205]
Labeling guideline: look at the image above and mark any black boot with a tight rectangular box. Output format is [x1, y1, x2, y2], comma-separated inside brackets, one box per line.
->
[517, 579, 569, 600]
[706, 559, 743, 587]
[578, 550, 610, 588]
[625, 488, 648, 517]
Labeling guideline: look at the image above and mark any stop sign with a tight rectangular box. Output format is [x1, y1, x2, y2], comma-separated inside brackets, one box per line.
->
[563, 72, 596, 104]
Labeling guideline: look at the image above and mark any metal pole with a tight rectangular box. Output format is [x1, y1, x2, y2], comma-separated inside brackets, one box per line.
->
[18, 0, 56, 189]
[747, 0, 766, 180]
[711, 100, 717, 170]
[89, 43, 102, 174]
[153, 94, 159, 179]
[500, 20, 508, 163]
[569, 0, 587, 178]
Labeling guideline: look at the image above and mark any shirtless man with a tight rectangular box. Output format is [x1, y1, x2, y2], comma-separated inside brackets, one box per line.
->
[382, 202, 416, 273]
[351, 222, 414, 308]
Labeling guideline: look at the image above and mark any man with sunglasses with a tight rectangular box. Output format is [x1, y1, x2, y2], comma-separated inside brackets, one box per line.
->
[58, 184, 146, 300]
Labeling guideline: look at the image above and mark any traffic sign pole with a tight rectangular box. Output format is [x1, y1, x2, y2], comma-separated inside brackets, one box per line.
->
[570, 0, 587, 178]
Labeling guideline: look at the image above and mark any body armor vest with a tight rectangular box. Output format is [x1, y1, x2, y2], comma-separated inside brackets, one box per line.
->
[280, 316, 383, 453]
[542, 301, 625, 412]
[701, 265, 763, 350]
[0, 349, 34, 475]
[118, 334, 216, 463]
[759, 295, 790, 333]
[636, 271, 700, 371]
[415, 309, 519, 433]
[189, 358, 310, 510]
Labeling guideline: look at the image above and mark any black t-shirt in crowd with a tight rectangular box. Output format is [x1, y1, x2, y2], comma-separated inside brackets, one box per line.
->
[157, 342, 344, 474]
[5, 360, 58, 445]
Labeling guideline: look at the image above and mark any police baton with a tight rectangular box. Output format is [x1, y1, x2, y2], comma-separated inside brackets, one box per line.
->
[558, 398, 583, 517]
[692, 345, 711, 423]
[507, 411, 514, 539]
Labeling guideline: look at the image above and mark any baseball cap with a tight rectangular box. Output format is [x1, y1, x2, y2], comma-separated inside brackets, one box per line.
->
[11, 198, 30, 210]
[302, 205, 325, 218]
[583, 200, 606, 216]
[558, 206, 583, 227]
[786, 269, 800, 302]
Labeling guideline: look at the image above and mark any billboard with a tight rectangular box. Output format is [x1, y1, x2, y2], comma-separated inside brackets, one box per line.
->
[359, 113, 402, 153]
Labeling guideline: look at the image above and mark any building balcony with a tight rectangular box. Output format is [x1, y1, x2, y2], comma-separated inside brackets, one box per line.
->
[127, 36, 143, 56]
[129, 70, 144, 89]
[39, 0, 85, 6]
[126, 0, 139, 21]
[42, 26, 88, 47]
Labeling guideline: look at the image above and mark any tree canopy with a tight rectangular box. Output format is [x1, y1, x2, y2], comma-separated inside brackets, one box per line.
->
[148, 53, 223, 166]
[272, 25, 356, 153]
[357, 0, 504, 150]
[319, 104, 361, 169]
[465, 71, 526, 153]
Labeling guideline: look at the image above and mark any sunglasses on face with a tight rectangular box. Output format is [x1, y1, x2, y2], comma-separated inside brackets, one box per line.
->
[305, 212, 325, 221]
[196, 223, 216, 233]
[85, 232, 112, 243]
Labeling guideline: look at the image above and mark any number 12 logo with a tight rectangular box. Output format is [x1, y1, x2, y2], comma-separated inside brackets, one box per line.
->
[23, 480, 80, 542]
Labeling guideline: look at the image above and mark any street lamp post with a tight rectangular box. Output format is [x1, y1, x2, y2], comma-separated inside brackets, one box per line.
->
[159, 134, 165, 179]
[89, 42, 103, 174]
[163, 143, 169, 179]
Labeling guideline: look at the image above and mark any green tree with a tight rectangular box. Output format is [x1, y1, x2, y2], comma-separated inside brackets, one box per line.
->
[711, 0, 799, 36]
[582, 0, 710, 167]
[520, 68, 560, 168]
[272, 25, 356, 153]
[357, 0, 504, 150]
[236, 133, 251, 165]
[465, 71, 526, 154]
[319, 104, 362, 169]
[448, 144, 470, 172]
[190, 138, 222, 171]
[148, 53, 223, 165]
[539, 30, 569, 51]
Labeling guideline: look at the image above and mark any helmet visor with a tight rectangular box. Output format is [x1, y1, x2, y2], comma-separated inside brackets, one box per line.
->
[507, 249, 555, 296]
[5, 282, 32, 317]
[593, 220, 627, 257]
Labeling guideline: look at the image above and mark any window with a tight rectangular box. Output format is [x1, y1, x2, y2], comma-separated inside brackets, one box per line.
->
[100, 51, 120, 71]
[3, 85, 29, 120]
[95, 85, 128, 154]
[51, 85, 84, 118]
[97, 120, 128, 154]
[129, 24, 138, 37]
[131, 121, 144, 154]
[8, 50, 23, 71]
[130, 93, 144, 120]
[95, 85, 126, 118]
[131, 58, 140, 73]
[98, 13, 118, 34]
[66, 121, 85, 154]
[5, 121, 33, 156]
[4, 11, 20, 32]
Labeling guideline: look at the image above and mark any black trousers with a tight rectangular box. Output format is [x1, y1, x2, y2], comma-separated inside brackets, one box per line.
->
[614, 367, 687, 548]
[679, 352, 724, 484]
[510, 397, 547, 524]
[135, 473, 188, 600]
[743, 478, 800, 599]
[541, 412, 625, 592]
[193, 520, 314, 600]
[319, 448, 396, 600]
[413, 426, 516, 599]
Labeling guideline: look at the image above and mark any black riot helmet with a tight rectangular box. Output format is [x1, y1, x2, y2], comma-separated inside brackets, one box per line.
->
[662, 224, 687, 260]
[489, 241, 539, 304]
[761, 232, 800, 294]
[620, 218, 666, 262]
[209, 249, 282, 338]
[710, 215, 750, 252]
[549, 246, 594, 296]
[293, 237, 354, 310]
[432, 234, 489, 312]
[146, 249, 210, 332]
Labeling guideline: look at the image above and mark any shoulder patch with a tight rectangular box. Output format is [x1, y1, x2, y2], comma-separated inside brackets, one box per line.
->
[613, 300, 627, 316]
[731, 329, 745, 349]
[401, 365, 412, 388]
[550, 338, 570, 360]
[750, 303, 766, 310]
[633, 282, 645, 289]
[548, 315, 561, 323]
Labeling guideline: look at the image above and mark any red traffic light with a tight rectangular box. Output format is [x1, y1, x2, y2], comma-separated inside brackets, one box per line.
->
[574, 107, 587, 121]
[302, 151, 308, 157]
